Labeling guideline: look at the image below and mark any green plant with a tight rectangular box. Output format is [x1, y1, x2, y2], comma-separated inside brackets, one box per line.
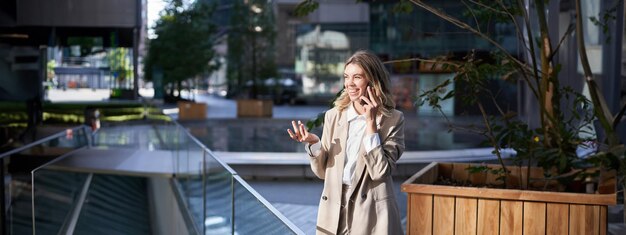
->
[406, 0, 625, 198]
[108, 48, 132, 88]
[46, 60, 56, 80]
[46, 60, 57, 89]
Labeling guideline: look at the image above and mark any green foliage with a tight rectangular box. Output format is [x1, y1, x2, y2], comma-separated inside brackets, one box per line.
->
[306, 112, 325, 132]
[588, 1, 619, 43]
[466, 165, 508, 184]
[418, 53, 599, 186]
[0, 101, 165, 125]
[294, 0, 320, 17]
[46, 60, 56, 81]
[392, 0, 414, 14]
[143, 1, 219, 92]
[414, 0, 625, 190]
[108, 48, 132, 84]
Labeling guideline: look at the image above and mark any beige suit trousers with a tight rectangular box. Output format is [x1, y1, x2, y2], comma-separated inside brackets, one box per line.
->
[338, 184, 351, 234]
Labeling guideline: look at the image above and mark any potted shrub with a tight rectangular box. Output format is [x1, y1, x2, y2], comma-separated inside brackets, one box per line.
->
[397, 0, 626, 234]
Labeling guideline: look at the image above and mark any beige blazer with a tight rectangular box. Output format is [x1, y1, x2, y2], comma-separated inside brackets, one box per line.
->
[307, 107, 405, 235]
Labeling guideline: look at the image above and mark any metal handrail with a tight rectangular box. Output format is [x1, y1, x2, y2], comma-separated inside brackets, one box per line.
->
[0, 125, 91, 159]
[56, 173, 93, 235]
[170, 119, 304, 234]
[232, 175, 306, 235]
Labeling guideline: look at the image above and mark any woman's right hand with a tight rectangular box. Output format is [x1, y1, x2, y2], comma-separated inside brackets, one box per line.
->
[287, 120, 319, 144]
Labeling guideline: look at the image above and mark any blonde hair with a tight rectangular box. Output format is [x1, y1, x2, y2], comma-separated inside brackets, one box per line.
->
[334, 50, 395, 117]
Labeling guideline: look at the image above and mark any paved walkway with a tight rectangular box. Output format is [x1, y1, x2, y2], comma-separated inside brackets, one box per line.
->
[162, 93, 328, 119]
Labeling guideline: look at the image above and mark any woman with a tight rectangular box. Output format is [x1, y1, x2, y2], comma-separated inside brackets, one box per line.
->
[288, 50, 404, 235]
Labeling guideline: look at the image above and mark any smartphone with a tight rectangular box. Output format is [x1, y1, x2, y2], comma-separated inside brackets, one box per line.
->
[360, 86, 370, 105]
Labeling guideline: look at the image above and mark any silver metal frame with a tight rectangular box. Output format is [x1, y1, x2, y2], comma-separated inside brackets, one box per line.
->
[170, 120, 305, 234]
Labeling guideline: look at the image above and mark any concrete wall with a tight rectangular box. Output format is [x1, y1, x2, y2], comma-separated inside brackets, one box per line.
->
[17, 0, 137, 27]
[147, 177, 191, 235]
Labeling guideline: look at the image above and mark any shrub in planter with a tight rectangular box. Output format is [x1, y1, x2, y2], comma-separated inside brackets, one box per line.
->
[403, 0, 626, 230]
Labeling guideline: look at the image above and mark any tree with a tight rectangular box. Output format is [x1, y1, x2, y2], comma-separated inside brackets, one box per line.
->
[144, 0, 219, 102]
[226, 0, 277, 99]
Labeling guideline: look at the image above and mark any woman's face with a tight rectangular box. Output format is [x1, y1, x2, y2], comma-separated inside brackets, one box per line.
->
[344, 63, 369, 102]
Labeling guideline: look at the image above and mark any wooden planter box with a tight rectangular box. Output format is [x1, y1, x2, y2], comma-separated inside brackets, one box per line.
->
[402, 162, 616, 235]
[178, 101, 207, 120]
[237, 99, 273, 117]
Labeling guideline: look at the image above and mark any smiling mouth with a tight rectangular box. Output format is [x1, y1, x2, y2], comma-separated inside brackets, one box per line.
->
[347, 89, 360, 96]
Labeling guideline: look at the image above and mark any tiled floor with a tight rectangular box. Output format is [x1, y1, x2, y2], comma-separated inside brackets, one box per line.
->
[272, 203, 318, 235]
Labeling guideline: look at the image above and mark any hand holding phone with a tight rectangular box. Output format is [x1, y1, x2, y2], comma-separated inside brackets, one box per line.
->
[361, 86, 379, 133]
[360, 88, 369, 105]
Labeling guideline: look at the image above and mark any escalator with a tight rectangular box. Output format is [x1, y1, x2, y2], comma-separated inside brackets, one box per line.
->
[11, 169, 153, 235]
[72, 174, 151, 235]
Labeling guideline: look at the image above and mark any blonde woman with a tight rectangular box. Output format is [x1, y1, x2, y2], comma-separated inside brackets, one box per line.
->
[288, 50, 404, 234]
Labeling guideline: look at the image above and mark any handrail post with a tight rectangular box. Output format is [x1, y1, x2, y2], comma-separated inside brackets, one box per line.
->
[0, 157, 5, 235]
[57, 174, 93, 235]
[231, 175, 235, 235]
[202, 151, 206, 235]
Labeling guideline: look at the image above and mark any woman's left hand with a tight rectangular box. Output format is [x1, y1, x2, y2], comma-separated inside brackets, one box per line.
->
[359, 86, 379, 134]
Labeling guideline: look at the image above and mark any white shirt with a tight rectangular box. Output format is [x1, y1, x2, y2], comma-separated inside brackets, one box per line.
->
[307, 103, 381, 186]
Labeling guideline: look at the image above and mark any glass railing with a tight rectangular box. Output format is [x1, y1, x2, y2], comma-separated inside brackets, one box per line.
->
[10, 121, 301, 234]
[233, 175, 302, 234]
[171, 121, 304, 235]
[0, 125, 91, 235]
[176, 125, 207, 231]
[31, 169, 91, 235]
[37, 122, 189, 234]
[91, 121, 178, 150]
[0, 126, 90, 162]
